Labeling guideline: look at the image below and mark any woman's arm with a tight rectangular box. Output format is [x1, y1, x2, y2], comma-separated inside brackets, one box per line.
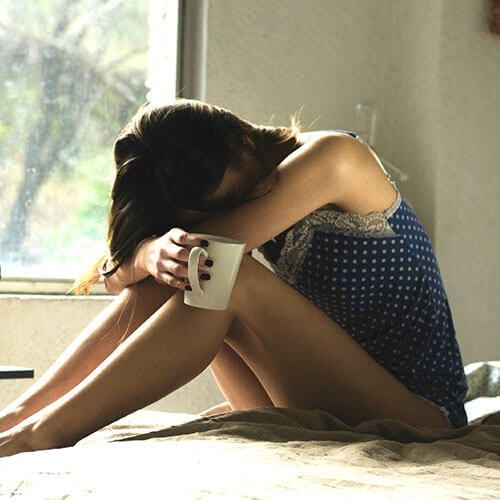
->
[103, 230, 208, 294]
[193, 133, 397, 250]
[106, 133, 396, 293]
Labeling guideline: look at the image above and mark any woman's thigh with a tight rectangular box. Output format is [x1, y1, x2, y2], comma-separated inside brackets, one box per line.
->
[227, 256, 447, 427]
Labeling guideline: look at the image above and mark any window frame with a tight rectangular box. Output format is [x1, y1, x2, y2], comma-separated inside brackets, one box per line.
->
[0, 275, 107, 295]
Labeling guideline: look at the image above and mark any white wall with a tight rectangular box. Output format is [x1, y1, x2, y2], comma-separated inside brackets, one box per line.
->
[379, 0, 443, 240]
[2, 0, 499, 412]
[206, 0, 389, 151]
[434, 0, 500, 363]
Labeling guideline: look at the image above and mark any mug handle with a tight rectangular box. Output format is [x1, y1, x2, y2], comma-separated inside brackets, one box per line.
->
[188, 246, 209, 295]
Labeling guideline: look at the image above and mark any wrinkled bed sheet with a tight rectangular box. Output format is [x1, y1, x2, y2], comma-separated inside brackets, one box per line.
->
[0, 362, 499, 499]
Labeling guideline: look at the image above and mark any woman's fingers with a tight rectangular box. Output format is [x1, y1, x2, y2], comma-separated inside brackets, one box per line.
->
[168, 228, 209, 257]
[150, 228, 212, 290]
[164, 228, 213, 267]
[161, 242, 190, 263]
[157, 256, 188, 279]
[154, 272, 188, 290]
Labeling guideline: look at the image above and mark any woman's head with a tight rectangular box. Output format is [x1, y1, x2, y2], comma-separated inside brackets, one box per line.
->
[75, 99, 298, 293]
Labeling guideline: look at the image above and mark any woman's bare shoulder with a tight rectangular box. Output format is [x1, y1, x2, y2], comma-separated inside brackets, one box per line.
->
[193, 131, 395, 249]
[298, 129, 356, 143]
[294, 131, 397, 215]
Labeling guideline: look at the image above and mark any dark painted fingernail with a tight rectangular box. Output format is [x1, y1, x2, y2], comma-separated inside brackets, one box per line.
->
[200, 273, 211, 281]
[200, 239, 209, 247]
[185, 285, 192, 291]
[205, 259, 214, 267]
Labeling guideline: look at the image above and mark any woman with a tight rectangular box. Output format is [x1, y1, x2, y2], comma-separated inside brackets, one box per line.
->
[0, 99, 467, 456]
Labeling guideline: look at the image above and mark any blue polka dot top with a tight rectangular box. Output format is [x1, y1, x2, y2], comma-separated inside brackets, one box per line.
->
[261, 132, 468, 428]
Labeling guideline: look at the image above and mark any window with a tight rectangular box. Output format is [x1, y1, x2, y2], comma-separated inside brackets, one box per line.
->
[0, 0, 179, 293]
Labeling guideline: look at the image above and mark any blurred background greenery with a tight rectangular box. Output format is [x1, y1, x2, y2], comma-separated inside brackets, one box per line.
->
[0, 0, 150, 277]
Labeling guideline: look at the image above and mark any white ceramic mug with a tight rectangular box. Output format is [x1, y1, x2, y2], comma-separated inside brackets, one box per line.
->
[184, 234, 246, 310]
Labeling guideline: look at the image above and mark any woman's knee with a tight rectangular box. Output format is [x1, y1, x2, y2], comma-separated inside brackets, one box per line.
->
[130, 277, 176, 307]
[229, 255, 272, 310]
[114, 277, 177, 336]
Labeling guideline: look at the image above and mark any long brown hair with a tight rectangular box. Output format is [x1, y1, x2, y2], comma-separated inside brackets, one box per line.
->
[74, 99, 298, 294]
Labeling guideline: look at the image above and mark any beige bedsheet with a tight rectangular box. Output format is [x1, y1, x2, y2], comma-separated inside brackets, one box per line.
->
[0, 406, 499, 499]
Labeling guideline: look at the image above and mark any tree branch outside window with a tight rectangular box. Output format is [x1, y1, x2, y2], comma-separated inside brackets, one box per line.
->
[0, 0, 177, 287]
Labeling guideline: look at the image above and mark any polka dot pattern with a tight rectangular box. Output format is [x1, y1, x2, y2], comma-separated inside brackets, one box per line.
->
[273, 197, 468, 427]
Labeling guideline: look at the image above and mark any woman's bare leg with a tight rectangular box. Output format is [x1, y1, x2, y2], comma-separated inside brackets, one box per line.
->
[12, 293, 233, 455]
[0, 278, 174, 432]
[227, 259, 446, 426]
[209, 324, 274, 411]
[0, 256, 446, 456]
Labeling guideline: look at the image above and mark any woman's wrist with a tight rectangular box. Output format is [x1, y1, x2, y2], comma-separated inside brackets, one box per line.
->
[101, 236, 159, 293]
[133, 236, 157, 276]
[102, 238, 157, 294]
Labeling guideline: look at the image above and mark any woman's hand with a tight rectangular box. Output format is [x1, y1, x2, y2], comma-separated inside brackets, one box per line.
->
[135, 228, 211, 290]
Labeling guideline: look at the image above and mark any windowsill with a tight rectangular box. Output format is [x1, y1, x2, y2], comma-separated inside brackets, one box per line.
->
[0, 277, 109, 296]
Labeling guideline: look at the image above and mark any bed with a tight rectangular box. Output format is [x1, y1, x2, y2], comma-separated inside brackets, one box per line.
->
[1, 361, 499, 498]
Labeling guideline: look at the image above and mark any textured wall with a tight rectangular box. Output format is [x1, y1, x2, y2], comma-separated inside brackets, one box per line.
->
[379, 0, 443, 240]
[1, 297, 108, 410]
[206, 0, 390, 135]
[435, 0, 500, 362]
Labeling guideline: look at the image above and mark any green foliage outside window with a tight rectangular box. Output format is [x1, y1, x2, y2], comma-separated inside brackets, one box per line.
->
[0, 0, 150, 277]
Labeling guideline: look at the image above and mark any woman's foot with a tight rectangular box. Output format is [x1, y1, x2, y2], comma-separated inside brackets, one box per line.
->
[0, 425, 36, 458]
[0, 414, 63, 458]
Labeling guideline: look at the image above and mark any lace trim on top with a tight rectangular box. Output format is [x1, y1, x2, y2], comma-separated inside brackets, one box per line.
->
[272, 189, 402, 285]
